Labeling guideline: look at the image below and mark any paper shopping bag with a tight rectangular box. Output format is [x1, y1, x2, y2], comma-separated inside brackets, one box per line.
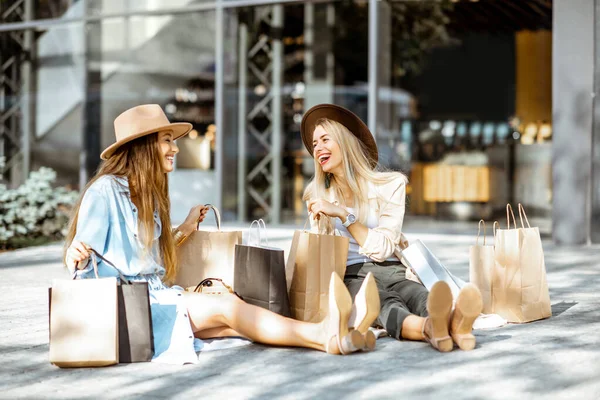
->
[118, 280, 154, 363]
[234, 220, 291, 317]
[492, 204, 552, 323]
[285, 219, 349, 322]
[49, 258, 118, 368]
[469, 220, 494, 314]
[176, 205, 242, 288]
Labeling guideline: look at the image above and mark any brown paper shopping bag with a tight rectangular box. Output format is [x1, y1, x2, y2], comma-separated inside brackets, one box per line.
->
[469, 220, 494, 314]
[492, 204, 552, 323]
[49, 258, 119, 368]
[175, 205, 242, 289]
[285, 218, 349, 322]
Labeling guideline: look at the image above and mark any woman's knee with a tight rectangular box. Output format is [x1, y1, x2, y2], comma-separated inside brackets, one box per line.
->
[184, 292, 239, 323]
[216, 293, 245, 320]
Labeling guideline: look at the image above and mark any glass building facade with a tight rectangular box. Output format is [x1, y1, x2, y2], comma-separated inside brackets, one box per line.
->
[7, 0, 594, 244]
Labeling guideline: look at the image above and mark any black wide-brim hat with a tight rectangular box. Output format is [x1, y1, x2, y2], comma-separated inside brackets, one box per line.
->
[300, 104, 378, 168]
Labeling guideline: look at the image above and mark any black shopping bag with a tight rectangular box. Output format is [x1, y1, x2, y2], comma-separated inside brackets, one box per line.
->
[234, 220, 291, 317]
[118, 280, 154, 363]
[91, 250, 154, 363]
[234, 244, 291, 317]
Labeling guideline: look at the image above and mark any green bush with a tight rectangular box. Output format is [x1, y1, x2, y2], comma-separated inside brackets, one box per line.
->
[0, 157, 79, 250]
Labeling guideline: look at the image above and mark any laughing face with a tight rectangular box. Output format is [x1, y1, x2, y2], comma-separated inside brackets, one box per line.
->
[158, 130, 179, 173]
[312, 125, 342, 175]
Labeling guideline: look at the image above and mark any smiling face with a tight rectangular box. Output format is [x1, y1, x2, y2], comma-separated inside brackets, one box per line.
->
[158, 130, 179, 173]
[312, 125, 343, 175]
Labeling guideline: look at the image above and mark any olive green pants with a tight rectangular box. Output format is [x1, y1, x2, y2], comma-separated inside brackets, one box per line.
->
[344, 261, 429, 340]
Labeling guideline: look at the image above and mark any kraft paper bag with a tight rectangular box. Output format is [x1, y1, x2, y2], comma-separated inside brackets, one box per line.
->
[176, 205, 242, 288]
[492, 204, 552, 323]
[234, 220, 291, 317]
[49, 259, 118, 368]
[469, 220, 494, 314]
[286, 218, 349, 322]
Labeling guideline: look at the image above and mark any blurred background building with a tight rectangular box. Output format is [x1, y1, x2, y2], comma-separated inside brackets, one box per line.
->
[0, 0, 597, 245]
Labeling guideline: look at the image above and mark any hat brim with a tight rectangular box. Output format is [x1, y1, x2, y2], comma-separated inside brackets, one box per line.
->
[300, 104, 378, 167]
[100, 122, 193, 160]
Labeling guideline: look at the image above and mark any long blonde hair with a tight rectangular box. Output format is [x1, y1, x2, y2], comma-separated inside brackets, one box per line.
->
[63, 133, 178, 282]
[302, 118, 407, 224]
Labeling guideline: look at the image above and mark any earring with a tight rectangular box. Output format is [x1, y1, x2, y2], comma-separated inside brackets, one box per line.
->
[325, 173, 331, 189]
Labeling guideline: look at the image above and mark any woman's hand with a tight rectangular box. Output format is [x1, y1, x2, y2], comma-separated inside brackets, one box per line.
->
[179, 205, 210, 236]
[307, 199, 346, 220]
[65, 240, 91, 272]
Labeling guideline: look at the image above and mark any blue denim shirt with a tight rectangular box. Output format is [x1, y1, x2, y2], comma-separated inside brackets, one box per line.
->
[75, 175, 164, 285]
[75, 175, 200, 364]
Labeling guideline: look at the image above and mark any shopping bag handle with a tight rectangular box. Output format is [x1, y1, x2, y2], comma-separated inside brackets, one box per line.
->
[73, 247, 131, 284]
[476, 219, 486, 246]
[198, 204, 221, 231]
[305, 213, 340, 236]
[191, 278, 243, 300]
[493, 221, 500, 239]
[302, 215, 312, 231]
[518, 203, 531, 228]
[506, 204, 517, 229]
[248, 219, 269, 247]
[72, 252, 100, 280]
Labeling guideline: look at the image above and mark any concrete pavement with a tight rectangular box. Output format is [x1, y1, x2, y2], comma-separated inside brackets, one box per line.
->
[1, 219, 599, 399]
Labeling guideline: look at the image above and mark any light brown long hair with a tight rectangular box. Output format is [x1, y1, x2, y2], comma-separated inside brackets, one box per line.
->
[63, 133, 177, 282]
[303, 118, 407, 224]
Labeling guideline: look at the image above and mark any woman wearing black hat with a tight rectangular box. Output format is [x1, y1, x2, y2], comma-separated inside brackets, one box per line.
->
[301, 104, 483, 352]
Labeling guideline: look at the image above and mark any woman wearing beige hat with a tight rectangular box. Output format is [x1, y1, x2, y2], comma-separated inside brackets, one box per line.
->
[63, 104, 376, 364]
[301, 104, 483, 352]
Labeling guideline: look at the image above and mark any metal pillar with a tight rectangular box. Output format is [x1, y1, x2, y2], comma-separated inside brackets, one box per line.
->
[215, 0, 225, 213]
[81, 0, 103, 188]
[367, 0, 378, 136]
[592, 0, 600, 243]
[21, 0, 33, 181]
[0, 0, 28, 187]
[238, 5, 284, 223]
[271, 4, 283, 224]
[552, 0, 594, 245]
[237, 21, 248, 222]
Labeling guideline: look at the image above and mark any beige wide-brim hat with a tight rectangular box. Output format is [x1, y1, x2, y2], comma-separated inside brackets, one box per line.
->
[101, 104, 193, 160]
[300, 103, 378, 168]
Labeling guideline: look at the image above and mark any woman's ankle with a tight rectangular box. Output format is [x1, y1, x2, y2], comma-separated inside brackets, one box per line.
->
[401, 315, 427, 341]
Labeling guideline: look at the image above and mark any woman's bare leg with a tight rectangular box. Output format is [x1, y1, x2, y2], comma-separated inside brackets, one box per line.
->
[184, 292, 325, 351]
[401, 315, 426, 341]
[195, 326, 245, 340]
[184, 273, 366, 354]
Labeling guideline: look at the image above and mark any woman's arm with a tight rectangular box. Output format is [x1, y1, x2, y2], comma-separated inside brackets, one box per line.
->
[172, 205, 209, 246]
[66, 188, 110, 274]
[357, 179, 406, 262]
[306, 199, 369, 245]
[307, 178, 406, 261]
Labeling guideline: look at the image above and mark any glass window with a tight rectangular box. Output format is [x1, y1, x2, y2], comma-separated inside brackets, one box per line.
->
[221, 2, 369, 222]
[35, 0, 83, 20]
[0, 22, 84, 186]
[86, 0, 212, 17]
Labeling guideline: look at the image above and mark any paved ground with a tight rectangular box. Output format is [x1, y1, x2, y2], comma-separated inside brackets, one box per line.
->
[1, 219, 599, 400]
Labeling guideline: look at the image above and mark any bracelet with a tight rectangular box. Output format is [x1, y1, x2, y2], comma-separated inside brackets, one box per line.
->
[173, 229, 189, 247]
